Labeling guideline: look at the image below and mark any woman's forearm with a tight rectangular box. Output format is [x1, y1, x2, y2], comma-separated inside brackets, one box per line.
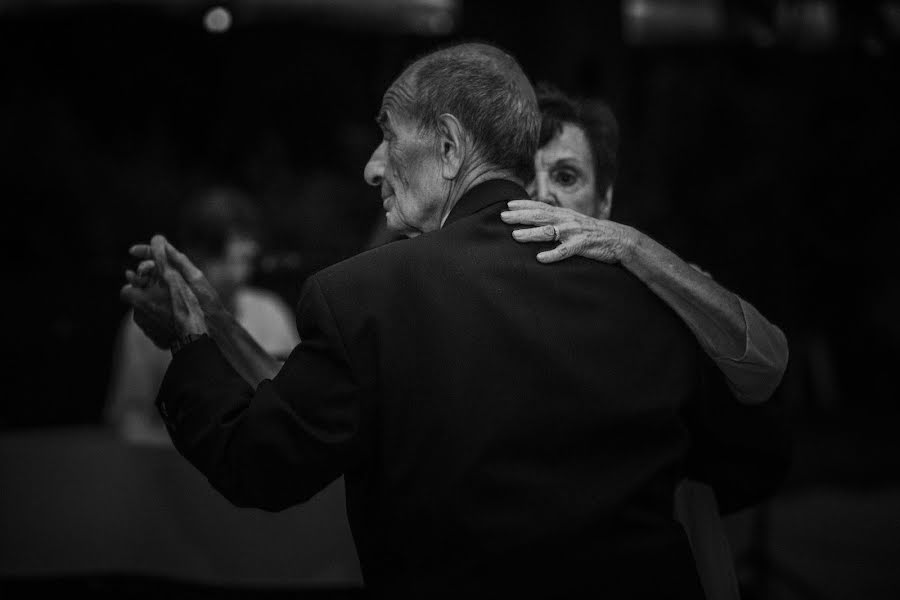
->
[500, 201, 789, 404]
[622, 229, 788, 404]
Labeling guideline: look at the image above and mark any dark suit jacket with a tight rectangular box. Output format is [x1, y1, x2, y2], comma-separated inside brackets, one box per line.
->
[684, 365, 792, 515]
[158, 179, 769, 597]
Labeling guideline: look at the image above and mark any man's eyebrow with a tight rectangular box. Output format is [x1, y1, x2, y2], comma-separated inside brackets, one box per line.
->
[375, 111, 390, 130]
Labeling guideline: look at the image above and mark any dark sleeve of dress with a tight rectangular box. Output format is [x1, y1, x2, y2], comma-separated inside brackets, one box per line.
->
[682, 354, 794, 515]
[155, 276, 367, 512]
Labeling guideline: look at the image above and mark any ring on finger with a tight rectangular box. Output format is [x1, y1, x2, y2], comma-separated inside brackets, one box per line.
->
[551, 225, 561, 243]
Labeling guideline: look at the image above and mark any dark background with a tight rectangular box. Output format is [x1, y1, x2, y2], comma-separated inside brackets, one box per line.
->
[1, 1, 898, 596]
[3, 0, 897, 434]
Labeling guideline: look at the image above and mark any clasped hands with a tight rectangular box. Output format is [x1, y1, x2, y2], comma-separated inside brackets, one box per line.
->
[120, 234, 220, 350]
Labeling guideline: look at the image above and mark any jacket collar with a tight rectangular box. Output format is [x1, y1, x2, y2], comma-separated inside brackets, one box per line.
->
[443, 179, 528, 228]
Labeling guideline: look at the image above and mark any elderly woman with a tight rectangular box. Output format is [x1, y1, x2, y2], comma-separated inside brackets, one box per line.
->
[502, 83, 788, 406]
[502, 83, 791, 600]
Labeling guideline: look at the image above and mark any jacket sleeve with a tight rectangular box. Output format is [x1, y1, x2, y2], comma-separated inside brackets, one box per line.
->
[156, 275, 367, 511]
[711, 297, 790, 405]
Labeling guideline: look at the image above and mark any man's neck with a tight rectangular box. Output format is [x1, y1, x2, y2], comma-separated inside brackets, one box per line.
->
[439, 163, 520, 228]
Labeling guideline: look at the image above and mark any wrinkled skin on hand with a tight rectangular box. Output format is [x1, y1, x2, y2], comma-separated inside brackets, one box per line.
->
[120, 276, 178, 350]
[500, 199, 637, 264]
[129, 235, 227, 319]
[120, 235, 216, 348]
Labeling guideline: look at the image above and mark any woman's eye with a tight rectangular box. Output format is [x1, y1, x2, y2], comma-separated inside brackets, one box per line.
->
[553, 170, 577, 186]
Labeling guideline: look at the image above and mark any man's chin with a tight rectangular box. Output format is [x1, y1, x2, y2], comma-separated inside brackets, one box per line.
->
[385, 212, 418, 238]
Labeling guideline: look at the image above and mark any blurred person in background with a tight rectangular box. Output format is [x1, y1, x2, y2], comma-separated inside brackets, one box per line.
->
[104, 185, 299, 445]
[501, 83, 792, 599]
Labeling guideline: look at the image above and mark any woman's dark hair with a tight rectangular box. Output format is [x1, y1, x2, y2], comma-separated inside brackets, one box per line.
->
[535, 82, 619, 198]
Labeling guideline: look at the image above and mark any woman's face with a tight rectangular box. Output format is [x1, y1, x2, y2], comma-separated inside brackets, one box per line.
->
[198, 233, 259, 300]
[528, 122, 610, 219]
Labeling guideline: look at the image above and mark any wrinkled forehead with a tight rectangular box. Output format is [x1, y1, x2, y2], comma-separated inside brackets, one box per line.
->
[379, 74, 417, 122]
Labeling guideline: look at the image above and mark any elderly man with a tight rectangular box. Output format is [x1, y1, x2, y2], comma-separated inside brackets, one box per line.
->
[124, 42, 730, 597]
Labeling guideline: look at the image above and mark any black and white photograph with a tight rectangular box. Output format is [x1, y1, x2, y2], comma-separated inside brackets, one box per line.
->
[1, 1, 898, 598]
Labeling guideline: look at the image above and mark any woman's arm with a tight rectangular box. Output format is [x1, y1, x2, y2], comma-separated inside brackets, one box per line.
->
[501, 200, 788, 405]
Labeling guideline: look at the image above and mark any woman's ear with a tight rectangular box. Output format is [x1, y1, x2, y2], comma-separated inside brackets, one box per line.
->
[436, 113, 465, 180]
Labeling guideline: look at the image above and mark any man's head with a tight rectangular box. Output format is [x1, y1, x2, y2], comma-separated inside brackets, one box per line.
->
[176, 186, 262, 301]
[364, 42, 539, 237]
[529, 83, 619, 219]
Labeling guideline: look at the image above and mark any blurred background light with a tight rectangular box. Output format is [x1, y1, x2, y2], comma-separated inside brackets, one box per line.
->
[774, 0, 839, 48]
[0, 0, 460, 35]
[203, 5, 231, 33]
[883, 1, 900, 39]
[623, 0, 726, 45]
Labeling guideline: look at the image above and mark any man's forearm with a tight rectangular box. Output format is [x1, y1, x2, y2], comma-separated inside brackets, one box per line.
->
[622, 231, 788, 404]
[205, 307, 283, 387]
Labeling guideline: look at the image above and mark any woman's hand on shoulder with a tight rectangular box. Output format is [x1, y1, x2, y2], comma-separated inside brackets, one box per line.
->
[500, 199, 638, 265]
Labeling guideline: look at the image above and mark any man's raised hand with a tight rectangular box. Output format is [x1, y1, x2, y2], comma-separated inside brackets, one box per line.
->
[129, 235, 225, 318]
[121, 234, 212, 347]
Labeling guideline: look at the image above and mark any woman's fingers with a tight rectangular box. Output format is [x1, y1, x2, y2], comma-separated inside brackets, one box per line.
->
[506, 199, 551, 211]
[500, 208, 555, 225]
[536, 245, 572, 264]
[512, 225, 558, 243]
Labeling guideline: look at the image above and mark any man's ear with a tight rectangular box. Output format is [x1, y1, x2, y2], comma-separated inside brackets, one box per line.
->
[595, 186, 613, 220]
[436, 113, 466, 180]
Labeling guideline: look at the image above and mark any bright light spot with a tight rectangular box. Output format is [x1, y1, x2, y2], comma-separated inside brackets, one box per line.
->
[414, 11, 454, 35]
[204, 7, 232, 34]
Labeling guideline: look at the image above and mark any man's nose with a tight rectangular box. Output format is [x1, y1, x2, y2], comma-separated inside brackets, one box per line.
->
[364, 142, 386, 187]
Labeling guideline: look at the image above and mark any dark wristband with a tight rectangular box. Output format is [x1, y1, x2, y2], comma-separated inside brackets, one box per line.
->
[170, 332, 208, 355]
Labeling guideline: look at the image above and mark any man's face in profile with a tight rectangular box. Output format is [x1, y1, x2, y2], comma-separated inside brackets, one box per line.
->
[365, 82, 444, 238]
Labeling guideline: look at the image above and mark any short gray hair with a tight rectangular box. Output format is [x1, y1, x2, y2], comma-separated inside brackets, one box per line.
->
[400, 42, 539, 182]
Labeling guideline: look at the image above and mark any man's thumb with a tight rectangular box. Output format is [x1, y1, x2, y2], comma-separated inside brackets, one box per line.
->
[150, 234, 170, 272]
[165, 242, 203, 281]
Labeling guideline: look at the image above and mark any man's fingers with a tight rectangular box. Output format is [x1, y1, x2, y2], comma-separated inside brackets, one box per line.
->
[129, 244, 152, 260]
[125, 269, 150, 287]
[120, 283, 141, 305]
[150, 234, 170, 273]
[123, 260, 157, 289]
[137, 260, 156, 277]
[500, 208, 554, 226]
[512, 225, 557, 243]
[165, 242, 203, 281]
[153, 236, 191, 291]
[158, 261, 192, 294]
[120, 282, 157, 307]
